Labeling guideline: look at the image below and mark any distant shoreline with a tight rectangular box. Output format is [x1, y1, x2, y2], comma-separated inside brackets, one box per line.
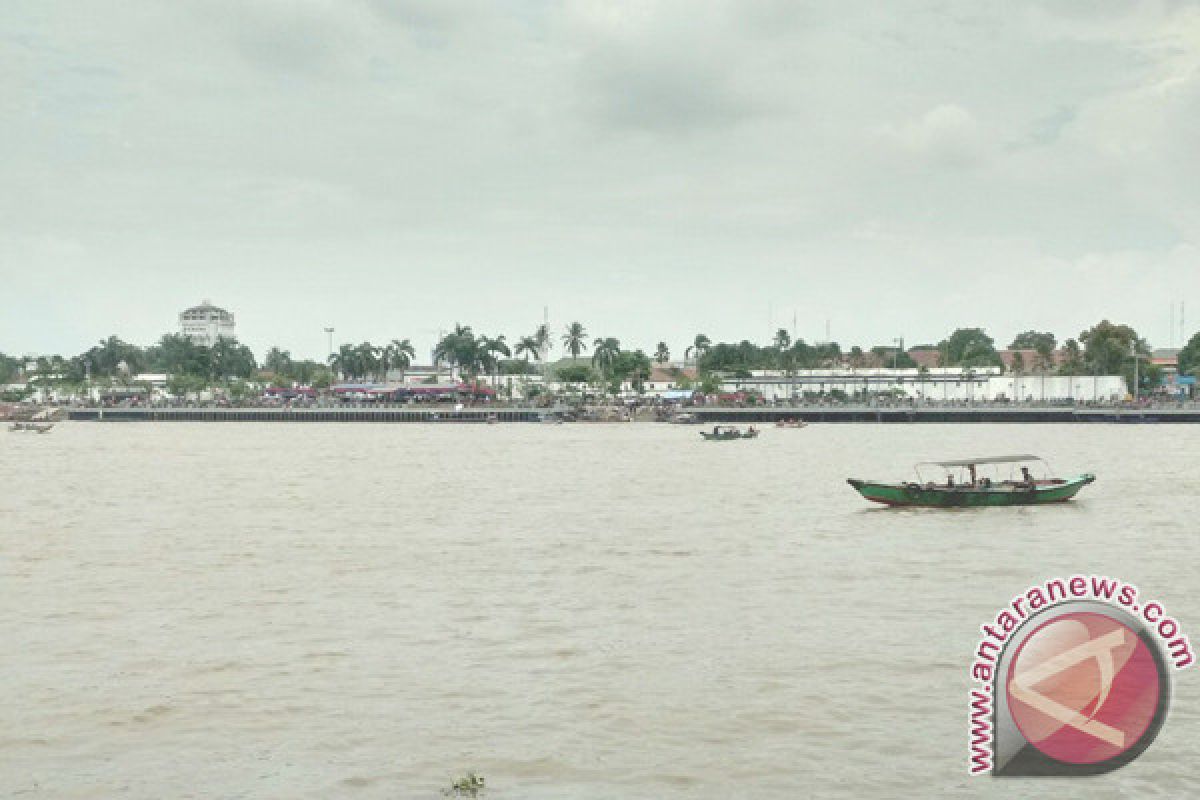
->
[62, 406, 1200, 424]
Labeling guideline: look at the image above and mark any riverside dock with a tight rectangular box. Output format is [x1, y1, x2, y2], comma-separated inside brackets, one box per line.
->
[63, 405, 1200, 423]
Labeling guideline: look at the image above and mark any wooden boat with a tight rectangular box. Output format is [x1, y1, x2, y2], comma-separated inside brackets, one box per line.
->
[9, 422, 54, 434]
[847, 455, 1094, 507]
[775, 419, 807, 429]
[700, 425, 759, 441]
[670, 412, 701, 425]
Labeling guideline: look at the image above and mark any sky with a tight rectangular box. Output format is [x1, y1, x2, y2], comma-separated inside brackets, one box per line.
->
[3, 1, 1199, 362]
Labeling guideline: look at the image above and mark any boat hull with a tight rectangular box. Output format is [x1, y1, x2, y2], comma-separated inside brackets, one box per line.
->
[846, 474, 1095, 507]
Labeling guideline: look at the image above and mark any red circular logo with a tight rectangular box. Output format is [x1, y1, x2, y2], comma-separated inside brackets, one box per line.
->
[1006, 611, 1163, 765]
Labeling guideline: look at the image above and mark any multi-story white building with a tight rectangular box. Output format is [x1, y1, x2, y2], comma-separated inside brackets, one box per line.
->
[179, 300, 236, 347]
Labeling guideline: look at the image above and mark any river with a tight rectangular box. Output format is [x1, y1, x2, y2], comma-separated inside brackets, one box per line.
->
[2, 422, 1197, 798]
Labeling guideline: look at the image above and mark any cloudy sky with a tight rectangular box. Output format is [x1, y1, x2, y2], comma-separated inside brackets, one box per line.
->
[3, 1, 1199, 360]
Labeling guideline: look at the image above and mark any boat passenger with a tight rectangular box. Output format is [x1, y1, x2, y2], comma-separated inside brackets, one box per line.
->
[967, 464, 977, 486]
[1021, 466, 1034, 486]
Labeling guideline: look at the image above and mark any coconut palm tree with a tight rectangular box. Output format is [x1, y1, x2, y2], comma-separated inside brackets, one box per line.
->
[654, 342, 670, 364]
[591, 337, 621, 379]
[328, 343, 357, 380]
[562, 322, 588, 361]
[434, 324, 480, 379]
[480, 335, 511, 387]
[354, 342, 381, 381]
[773, 328, 791, 351]
[388, 338, 416, 379]
[515, 336, 540, 363]
[685, 334, 711, 368]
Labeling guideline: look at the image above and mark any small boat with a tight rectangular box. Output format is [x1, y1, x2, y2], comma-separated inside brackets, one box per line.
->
[700, 425, 759, 441]
[847, 454, 1094, 507]
[9, 422, 54, 434]
[775, 418, 807, 429]
[671, 412, 702, 425]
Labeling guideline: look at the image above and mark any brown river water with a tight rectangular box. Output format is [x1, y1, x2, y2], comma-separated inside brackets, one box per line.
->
[2, 422, 1199, 798]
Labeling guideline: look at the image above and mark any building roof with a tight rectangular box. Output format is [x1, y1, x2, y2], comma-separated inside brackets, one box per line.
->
[906, 348, 941, 368]
[182, 299, 232, 315]
[649, 365, 697, 383]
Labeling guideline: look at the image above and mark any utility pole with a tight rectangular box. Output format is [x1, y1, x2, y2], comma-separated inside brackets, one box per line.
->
[1132, 341, 1140, 402]
[324, 327, 334, 360]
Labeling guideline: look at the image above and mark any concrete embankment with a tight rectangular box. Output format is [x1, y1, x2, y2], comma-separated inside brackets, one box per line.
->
[63, 406, 1200, 423]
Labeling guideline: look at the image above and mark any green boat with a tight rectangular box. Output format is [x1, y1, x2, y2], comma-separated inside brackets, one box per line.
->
[700, 425, 760, 441]
[847, 455, 1095, 507]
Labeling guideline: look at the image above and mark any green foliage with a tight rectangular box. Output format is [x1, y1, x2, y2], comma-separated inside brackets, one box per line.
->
[442, 772, 485, 798]
[607, 349, 652, 390]
[431, 325, 509, 379]
[1178, 331, 1200, 375]
[591, 337, 621, 376]
[81, 335, 145, 377]
[1078, 320, 1150, 392]
[685, 334, 711, 364]
[870, 345, 916, 368]
[697, 338, 837, 373]
[264, 348, 331, 386]
[1057, 338, 1085, 375]
[654, 342, 670, 364]
[167, 373, 208, 396]
[1010, 330, 1057, 368]
[561, 322, 589, 360]
[498, 359, 537, 375]
[938, 328, 1001, 368]
[514, 335, 541, 362]
[0, 353, 18, 383]
[144, 333, 256, 380]
[557, 364, 596, 384]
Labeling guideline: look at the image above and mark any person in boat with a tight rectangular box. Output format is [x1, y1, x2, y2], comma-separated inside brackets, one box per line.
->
[967, 464, 977, 487]
[1020, 466, 1035, 486]
[946, 474, 955, 488]
[748, 425, 757, 434]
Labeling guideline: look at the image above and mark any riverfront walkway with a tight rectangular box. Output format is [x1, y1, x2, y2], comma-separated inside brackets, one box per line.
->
[64, 405, 1200, 423]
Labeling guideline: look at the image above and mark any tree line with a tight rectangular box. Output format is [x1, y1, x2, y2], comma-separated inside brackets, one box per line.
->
[3, 318, 1193, 397]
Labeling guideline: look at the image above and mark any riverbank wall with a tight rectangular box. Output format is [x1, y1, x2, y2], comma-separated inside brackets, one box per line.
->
[63, 406, 1200, 423]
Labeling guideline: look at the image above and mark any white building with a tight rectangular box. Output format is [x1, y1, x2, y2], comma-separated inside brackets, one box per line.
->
[179, 300, 236, 347]
[724, 368, 1129, 403]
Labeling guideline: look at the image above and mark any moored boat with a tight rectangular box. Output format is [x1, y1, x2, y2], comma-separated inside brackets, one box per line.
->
[847, 454, 1094, 507]
[9, 422, 54, 434]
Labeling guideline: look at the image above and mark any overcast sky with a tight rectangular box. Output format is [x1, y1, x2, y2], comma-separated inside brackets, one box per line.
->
[3, 1, 1199, 361]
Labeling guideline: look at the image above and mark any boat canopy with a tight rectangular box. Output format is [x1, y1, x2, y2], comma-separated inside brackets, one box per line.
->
[922, 454, 1043, 467]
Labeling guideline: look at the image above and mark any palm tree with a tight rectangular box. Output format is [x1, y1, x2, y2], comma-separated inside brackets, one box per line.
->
[685, 334, 711, 368]
[481, 335, 511, 387]
[562, 322, 588, 361]
[591, 337, 621, 378]
[328, 343, 356, 381]
[355, 342, 381, 381]
[654, 342, 670, 364]
[388, 338, 415, 379]
[434, 324, 480, 380]
[773, 329, 791, 351]
[515, 336, 540, 363]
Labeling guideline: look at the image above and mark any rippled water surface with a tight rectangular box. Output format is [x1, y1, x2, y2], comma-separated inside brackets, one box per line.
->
[3, 422, 1199, 798]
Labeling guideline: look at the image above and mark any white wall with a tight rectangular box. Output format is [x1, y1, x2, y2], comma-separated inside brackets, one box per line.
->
[724, 371, 1128, 402]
